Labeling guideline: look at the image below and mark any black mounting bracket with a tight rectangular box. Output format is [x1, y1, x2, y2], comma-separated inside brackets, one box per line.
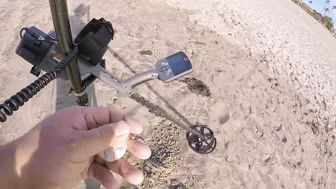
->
[74, 18, 114, 66]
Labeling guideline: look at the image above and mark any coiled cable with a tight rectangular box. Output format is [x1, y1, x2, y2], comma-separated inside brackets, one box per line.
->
[0, 47, 79, 122]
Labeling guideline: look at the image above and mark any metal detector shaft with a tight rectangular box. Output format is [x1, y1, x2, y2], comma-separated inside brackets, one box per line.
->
[129, 93, 206, 140]
[49, 0, 89, 106]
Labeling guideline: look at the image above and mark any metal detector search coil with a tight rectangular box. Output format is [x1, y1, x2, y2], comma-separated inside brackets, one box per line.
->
[186, 125, 217, 154]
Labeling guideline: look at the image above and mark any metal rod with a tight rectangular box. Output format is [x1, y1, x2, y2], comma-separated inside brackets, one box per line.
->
[49, 0, 88, 106]
[123, 70, 158, 87]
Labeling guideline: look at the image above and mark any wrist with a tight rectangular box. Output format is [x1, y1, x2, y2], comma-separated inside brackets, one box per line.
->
[0, 140, 22, 189]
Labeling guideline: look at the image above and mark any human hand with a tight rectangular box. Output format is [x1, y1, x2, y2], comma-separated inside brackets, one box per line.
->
[0, 106, 151, 189]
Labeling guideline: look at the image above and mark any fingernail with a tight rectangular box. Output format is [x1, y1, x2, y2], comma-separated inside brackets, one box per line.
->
[114, 121, 130, 136]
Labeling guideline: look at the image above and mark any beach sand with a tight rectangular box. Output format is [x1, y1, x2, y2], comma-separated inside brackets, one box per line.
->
[1, 0, 336, 188]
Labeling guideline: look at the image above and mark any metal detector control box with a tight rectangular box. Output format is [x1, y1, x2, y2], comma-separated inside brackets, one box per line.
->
[15, 26, 64, 78]
[156, 51, 193, 83]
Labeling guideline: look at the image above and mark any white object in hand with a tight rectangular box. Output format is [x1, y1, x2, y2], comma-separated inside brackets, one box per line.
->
[103, 141, 127, 162]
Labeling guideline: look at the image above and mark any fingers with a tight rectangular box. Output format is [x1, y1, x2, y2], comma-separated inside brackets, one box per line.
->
[127, 138, 151, 160]
[91, 156, 146, 186]
[88, 162, 119, 189]
[97, 137, 151, 162]
[79, 107, 125, 130]
[72, 121, 130, 160]
[70, 106, 149, 162]
[124, 116, 143, 134]
[72, 106, 143, 135]
[105, 158, 144, 186]
[73, 115, 145, 159]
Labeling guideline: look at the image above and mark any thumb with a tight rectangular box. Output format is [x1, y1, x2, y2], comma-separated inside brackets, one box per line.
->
[73, 121, 130, 160]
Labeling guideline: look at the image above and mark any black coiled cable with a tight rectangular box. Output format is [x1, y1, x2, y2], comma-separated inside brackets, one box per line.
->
[0, 47, 79, 122]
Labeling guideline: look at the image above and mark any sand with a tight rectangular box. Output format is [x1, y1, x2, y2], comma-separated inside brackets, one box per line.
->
[1, 0, 336, 188]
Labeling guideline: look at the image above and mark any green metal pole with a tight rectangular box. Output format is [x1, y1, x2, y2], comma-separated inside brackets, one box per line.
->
[49, 0, 89, 106]
[48, 2, 101, 188]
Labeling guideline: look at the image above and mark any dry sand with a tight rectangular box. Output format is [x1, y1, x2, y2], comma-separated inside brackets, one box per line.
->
[1, 0, 336, 188]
